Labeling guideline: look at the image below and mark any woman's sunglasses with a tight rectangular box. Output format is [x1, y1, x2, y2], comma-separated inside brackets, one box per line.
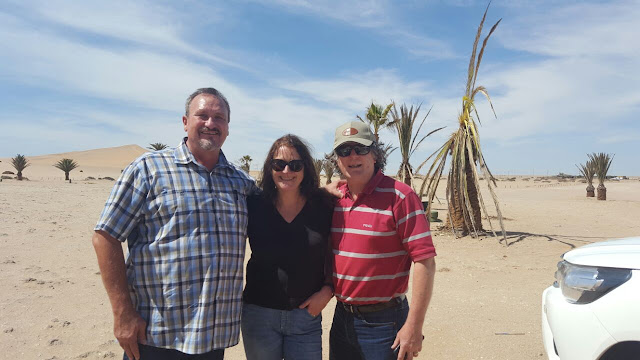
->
[271, 159, 304, 172]
[335, 145, 372, 157]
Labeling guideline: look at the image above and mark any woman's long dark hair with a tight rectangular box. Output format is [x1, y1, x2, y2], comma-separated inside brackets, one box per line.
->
[259, 134, 320, 204]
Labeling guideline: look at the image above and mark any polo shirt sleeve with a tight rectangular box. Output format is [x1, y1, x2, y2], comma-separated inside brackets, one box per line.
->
[394, 190, 436, 262]
[94, 159, 149, 243]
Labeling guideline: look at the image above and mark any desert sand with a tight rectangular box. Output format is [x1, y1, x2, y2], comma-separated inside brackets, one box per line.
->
[1, 146, 639, 359]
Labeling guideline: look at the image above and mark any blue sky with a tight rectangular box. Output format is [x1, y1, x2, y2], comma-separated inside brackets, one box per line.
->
[1, 0, 638, 175]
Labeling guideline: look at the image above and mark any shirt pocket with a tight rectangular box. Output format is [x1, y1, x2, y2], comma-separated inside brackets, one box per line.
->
[214, 189, 248, 233]
[151, 191, 214, 242]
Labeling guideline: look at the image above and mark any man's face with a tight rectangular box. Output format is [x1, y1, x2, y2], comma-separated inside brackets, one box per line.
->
[182, 94, 229, 153]
[336, 142, 376, 187]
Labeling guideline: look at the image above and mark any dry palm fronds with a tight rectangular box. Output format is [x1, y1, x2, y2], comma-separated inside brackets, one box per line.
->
[416, 3, 507, 245]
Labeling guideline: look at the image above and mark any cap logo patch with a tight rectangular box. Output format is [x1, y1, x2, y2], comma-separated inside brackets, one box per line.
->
[342, 128, 358, 136]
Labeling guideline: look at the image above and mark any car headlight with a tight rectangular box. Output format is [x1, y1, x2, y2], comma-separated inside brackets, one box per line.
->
[554, 260, 632, 304]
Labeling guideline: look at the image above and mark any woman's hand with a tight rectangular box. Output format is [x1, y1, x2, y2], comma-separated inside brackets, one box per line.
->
[298, 285, 334, 317]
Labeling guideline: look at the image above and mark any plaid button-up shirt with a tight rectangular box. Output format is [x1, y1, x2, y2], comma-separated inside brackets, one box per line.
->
[95, 139, 256, 354]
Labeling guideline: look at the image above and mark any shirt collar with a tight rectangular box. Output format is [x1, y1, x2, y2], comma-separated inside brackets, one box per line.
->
[362, 169, 385, 194]
[339, 169, 385, 199]
[174, 137, 232, 169]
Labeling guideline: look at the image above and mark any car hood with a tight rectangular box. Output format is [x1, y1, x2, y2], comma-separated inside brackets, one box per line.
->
[564, 237, 640, 269]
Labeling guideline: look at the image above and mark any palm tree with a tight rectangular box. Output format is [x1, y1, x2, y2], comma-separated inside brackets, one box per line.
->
[11, 154, 30, 181]
[417, 5, 506, 244]
[322, 155, 336, 185]
[313, 158, 324, 181]
[379, 141, 397, 173]
[357, 102, 395, 142]
[391, 104, 444, 187]
[147, 143, 168, 151]
[239, 155, 252, 173]
[576, 160, 596, 197]
[589, 152, 614, 200]
[53, 158, 79, 181]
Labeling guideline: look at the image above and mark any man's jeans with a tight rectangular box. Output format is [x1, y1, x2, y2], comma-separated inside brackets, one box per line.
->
[241, 303, 322, 360]
[123, 344, 224, 360]
[329, 297, 409, 360]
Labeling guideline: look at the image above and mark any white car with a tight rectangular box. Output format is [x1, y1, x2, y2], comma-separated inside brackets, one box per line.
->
[542, 237, 640, 359]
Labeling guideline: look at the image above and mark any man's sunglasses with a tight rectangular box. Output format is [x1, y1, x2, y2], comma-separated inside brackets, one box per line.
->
[271, 159, 304, 172]
[335, 145, 372, 157]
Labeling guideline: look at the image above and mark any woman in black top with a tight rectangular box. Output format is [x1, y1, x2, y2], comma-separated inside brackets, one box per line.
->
[241, 134, 334, 360]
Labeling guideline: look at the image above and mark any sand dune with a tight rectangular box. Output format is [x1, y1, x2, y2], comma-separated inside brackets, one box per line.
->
[0, 145, 148, 180]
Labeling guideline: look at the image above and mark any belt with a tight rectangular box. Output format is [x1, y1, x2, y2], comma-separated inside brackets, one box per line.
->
[339, 295, 405, 314]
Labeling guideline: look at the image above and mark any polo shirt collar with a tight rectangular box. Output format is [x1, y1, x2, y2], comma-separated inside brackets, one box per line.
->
[341, 169, 385, 199]
[362, 169, 385, 195]
[174, 137, 232, 169]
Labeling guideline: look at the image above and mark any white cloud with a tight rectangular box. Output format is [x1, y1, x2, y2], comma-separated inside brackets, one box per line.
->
[14, 0, 246, 70]
[499, 0, 640, 58]
[251, 0, 390, 27]
[278, 69, 435, 111]
[248, 0, 457, 60]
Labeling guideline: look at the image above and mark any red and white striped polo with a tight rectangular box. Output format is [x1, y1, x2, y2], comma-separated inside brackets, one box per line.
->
[331, 170, 436, 305]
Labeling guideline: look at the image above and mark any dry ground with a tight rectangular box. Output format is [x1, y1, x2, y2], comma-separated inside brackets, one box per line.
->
[1, 177, 639, 359]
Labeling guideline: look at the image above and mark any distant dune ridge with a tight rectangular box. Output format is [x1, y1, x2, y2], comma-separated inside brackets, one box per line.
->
[0, 144, 148, 180]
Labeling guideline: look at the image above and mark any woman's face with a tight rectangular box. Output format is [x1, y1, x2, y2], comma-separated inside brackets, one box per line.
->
[271, 145, 304, 193]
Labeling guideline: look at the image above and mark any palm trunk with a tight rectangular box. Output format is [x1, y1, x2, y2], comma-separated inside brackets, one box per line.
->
[65, 172, 70, 181]
[446, 155, 485, 236]
[586, 184, 595, 197]
[597, 184, 606, 200]
[446, 170, 467, 236]
[403, 166, 411, 186]
[17, 171, 23, 181]
[466, 162, 484, 233]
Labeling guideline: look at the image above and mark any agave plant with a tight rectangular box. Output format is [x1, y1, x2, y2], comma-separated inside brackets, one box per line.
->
[417, 4, 506, 244]
[11, 154, 30, 180]
[322, 154, 336, 184]
[147, 143, 168, 151]
[53, 158, 79, 181]
[357, 102, 395, 142]
[588, 152, 614, 200]
[576, 160, 596, 197]
[391, 104, 444, 187]
[239, 155, 252, 173]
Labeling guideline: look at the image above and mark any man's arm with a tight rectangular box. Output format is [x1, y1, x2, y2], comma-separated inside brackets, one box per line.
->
[391, 256, 436, 360]
[92, 230, 147, 360]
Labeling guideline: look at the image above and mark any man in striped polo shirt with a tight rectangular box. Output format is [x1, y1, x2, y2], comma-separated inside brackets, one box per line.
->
[328, 121, 436, 360]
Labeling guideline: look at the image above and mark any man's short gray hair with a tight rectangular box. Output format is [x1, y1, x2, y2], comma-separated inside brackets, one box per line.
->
[329, 141, 387, 176]
[185, 87, 231, 121]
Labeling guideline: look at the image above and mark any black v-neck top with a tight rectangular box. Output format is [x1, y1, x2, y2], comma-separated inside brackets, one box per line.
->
[243, 193, 333, 310]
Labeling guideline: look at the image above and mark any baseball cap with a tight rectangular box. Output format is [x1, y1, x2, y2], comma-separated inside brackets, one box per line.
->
[333, 121, 375, 150]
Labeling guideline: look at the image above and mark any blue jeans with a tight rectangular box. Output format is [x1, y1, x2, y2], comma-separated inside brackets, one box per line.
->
[329, 298, 409, 360]
[241, 303, 322, 360]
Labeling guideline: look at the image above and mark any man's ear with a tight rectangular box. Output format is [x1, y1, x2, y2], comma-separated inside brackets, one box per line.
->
[182, 116, 188, 131]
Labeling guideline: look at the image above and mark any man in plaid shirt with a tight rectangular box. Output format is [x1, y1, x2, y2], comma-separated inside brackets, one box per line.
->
[92, 88, 256, 360]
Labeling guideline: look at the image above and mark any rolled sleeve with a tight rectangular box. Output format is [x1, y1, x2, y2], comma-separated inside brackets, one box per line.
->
[94, 161, 149, 243]
[395, 191, 436, 262]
